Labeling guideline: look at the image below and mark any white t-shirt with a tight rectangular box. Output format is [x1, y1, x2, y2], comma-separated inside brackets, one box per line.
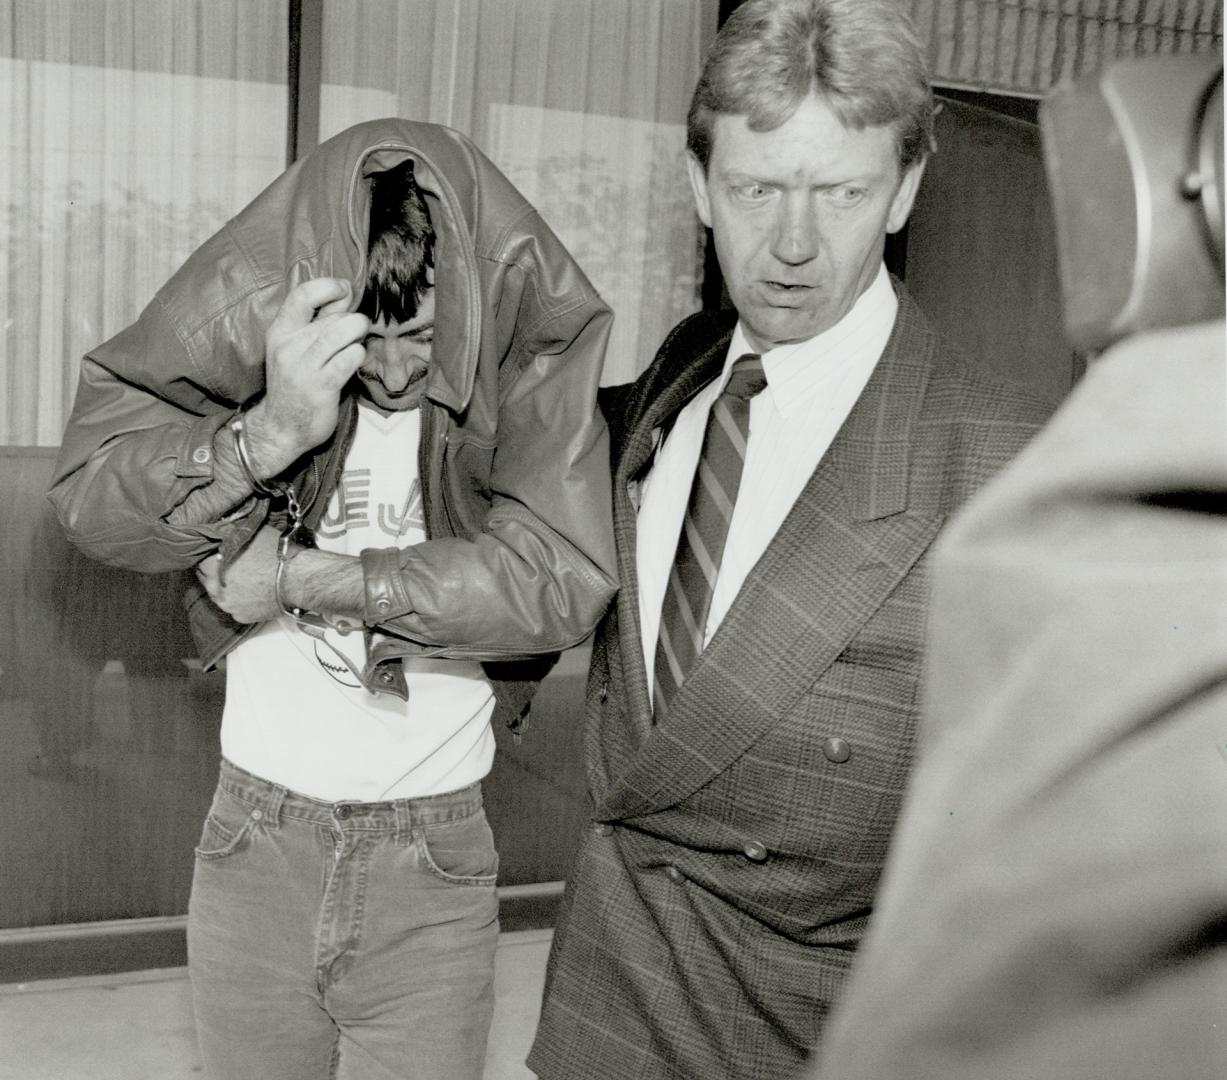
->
[222, 403, 496, 802]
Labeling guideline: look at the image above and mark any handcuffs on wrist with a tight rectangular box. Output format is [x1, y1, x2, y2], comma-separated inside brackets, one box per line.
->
[274, 519, 319, 624]
[274, 524, 366, 682]
[228, 406, 327, 633]
[228, 407, 291, 501]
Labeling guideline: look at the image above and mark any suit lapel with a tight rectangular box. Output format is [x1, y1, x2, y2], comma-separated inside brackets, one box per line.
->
[591, 326, 733, 790]
[619, 328, 731, 484]
[599, 296, 945, 820]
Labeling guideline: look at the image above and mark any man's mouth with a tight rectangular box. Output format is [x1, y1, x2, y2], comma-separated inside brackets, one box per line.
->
[762, 280, 813, 303]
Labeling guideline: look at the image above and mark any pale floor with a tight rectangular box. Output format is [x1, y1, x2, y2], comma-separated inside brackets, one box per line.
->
[0, 928, 552, 1080]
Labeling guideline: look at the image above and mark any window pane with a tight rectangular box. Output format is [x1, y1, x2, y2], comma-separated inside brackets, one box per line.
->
[0, 0, 287, 936]
[0, 0, 289, 448]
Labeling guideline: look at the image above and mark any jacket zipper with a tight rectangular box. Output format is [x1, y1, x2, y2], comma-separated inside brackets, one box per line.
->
[419, 400, 454, 542]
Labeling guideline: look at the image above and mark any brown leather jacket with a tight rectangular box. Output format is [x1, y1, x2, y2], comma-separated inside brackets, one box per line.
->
[48, 119, 617, 725]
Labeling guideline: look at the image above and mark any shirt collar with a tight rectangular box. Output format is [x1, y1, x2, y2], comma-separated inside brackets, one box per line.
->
[726, 263, 898, 418]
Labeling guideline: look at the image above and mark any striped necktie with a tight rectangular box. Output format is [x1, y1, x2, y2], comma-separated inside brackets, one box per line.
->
[653, 353, 766, 721]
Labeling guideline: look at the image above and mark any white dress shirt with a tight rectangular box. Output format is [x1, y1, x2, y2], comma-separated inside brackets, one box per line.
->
[636, 264, 899, 695]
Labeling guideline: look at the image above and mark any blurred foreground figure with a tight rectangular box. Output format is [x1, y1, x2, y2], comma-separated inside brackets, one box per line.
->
[812, 52, 1227, 1080]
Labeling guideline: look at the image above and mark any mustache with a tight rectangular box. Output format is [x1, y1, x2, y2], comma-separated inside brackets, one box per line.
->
[358, 364, 428, 391]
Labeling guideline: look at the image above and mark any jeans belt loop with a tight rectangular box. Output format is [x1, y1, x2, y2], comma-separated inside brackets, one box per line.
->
[394, 799, 414, 846]
[261, 782, 286, 829]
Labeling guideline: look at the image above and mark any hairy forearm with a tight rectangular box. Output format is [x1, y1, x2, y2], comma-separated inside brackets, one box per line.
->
[282, 546, 367, 619]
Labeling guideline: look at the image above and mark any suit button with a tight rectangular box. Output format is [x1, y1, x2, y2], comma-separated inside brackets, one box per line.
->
[742, 841, 768, 863]
[822, 737, 852, 763]
[592, 822, 614, 837]
[665, 866, 684, 883]
[598, 683, 609, 702]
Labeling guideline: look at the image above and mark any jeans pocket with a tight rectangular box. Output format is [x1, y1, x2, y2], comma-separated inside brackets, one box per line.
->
[194, 785, 261, 862]
[415, 808, 499, 886]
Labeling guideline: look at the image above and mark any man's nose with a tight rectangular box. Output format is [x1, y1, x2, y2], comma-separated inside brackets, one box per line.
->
[382, 356, 412, 391]
[770, 194, 820, 265]
[388, 340, 428, 388]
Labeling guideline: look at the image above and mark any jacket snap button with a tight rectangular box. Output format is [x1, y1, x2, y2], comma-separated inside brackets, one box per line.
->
[665, 866, 684, 883]
[376, 598, 391, 612]
[742, 841, 768, 863]
[191, 447, 211, 464]
[378, 670, 395, 684]
[822, 737, 852, 763]
[592, 822, 614, 837]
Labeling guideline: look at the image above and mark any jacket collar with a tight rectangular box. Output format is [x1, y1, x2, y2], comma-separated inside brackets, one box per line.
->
[138, 119, 519, 418]
[619, 316, 733, 485]
[344, 126, 491, 414]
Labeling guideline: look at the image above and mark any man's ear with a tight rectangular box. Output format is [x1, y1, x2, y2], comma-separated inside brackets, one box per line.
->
[886, 158, 926, 234]
[686, 152, 714, 230]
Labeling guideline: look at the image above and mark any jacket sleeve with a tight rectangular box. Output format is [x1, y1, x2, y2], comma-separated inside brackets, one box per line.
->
[47, 285, 269, 574]
[361, 266, 618, 659]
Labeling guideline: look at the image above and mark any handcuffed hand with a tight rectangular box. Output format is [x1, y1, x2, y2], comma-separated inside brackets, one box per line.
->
[196, 526, 282, 624]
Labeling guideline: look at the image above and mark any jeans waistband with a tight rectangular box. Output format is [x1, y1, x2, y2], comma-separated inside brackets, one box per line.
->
[217, 757, 484, 835]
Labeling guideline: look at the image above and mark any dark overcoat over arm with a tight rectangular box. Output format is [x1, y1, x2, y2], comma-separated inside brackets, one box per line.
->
[813, 320, 1227, 1080]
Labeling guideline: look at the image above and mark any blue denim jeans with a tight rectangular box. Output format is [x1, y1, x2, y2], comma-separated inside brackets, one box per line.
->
[187, 758, 499, 1080]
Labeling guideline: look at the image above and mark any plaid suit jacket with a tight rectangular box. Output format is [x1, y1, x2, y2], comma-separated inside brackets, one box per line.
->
[529, 283, 1054, 1080]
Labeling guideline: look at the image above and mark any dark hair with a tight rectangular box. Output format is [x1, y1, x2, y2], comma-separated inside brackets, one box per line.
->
[358, 160, 435, 324]
[687, 0, 935, 173]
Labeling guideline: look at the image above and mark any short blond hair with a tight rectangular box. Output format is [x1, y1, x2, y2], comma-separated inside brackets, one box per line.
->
[688, 0, 935, 173]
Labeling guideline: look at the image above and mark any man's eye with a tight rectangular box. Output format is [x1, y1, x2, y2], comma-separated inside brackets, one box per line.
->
[828, 186, 867, 206]
[731, 182, 770, 202]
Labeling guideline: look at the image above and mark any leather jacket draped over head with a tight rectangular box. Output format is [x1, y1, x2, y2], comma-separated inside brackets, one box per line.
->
[48, 118, 617, 725]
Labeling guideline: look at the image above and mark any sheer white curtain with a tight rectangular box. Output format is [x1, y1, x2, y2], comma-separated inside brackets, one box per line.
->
[318, 0, 717, 385]
[0, 0, 289, 447]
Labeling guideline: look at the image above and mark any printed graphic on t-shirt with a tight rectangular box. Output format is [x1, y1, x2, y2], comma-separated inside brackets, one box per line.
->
[316, 472, 425, 543]
[306, 624, 365, 688]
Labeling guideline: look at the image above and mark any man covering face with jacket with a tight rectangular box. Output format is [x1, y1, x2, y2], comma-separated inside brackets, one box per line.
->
[49, 119, 616, 1080]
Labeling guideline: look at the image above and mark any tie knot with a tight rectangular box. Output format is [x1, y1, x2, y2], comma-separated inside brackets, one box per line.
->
[722, 354, 766, 402]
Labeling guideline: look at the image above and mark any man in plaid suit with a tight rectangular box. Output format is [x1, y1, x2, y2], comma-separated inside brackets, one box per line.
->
[529, 2, 1053, 1077]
